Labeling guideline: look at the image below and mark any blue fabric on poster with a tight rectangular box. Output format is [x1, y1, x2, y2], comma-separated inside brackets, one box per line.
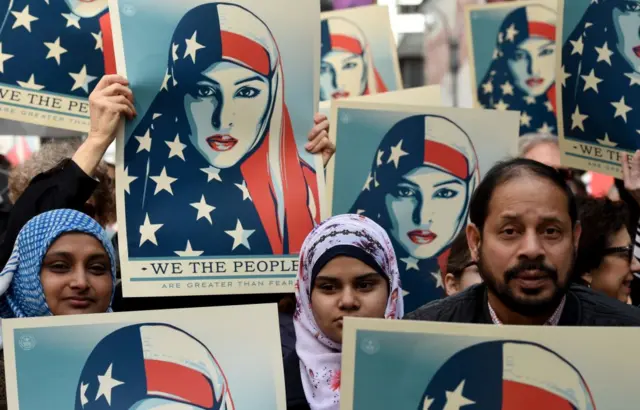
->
[477, 5, 558, 136]
[0, 209, 116, 318]
[562, 0, 640, 151]
[0, 0, 106, 96]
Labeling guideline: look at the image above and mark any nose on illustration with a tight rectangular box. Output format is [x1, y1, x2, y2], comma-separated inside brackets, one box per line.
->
[419, 341, 596, 410]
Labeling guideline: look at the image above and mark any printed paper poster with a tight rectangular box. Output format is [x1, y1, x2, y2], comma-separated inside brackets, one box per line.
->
[326, 100, 518, 312]
[466, 0, 558, 137]
[320, 5, 402, 102]
[340, 318, 640, 410]
[110, 0, 324, 296]
[0, 0, 114, 132]
[3, 304, 286, 410]
[556, 0, 640, 177]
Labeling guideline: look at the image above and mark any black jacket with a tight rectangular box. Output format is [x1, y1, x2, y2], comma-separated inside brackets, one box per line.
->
[405, 283, 640, 326]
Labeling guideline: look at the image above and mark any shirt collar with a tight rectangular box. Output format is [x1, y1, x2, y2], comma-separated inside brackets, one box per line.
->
[488, 295, 566, 326]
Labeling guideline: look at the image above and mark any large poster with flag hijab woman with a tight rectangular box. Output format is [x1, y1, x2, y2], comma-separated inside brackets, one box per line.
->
[0, 0, 115, 132]
[556, 0, 640, 177]
[466, 0, 559, 137]
[110, 0, 324, 297]
[320, 5, 402, 102]
[340, 318, 639, 410]
[325, 100, 519, 313]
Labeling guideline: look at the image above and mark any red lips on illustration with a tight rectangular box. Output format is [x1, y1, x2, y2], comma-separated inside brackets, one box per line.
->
[332, 91, 350, 99]
[526, 77, 544, 87]
[206, 134, 238, 152]
[407, 230, 437, 245]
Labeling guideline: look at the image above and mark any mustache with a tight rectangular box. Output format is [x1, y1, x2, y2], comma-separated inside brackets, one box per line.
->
[504, 259, 558, 282]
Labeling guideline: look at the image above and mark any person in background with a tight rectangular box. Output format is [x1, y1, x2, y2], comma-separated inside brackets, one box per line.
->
[443, 230, 481, 297]
[0, 209, 117, 407]
[285, 214, 403, 410]
[0, 155, 12, 238]
[574, 197, 640, 304]
[405, 158, 640, 325]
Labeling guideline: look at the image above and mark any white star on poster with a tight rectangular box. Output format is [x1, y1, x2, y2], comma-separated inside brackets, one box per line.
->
[175, 240, 204, 257]
[560, 65, 571, 87]
[69, 65, 97, 93]
[524, 95, 536, 105]
[585, 22, 593, 29]
[494, 99, 509, 111]
[362, 173, 373, 191]
[184, 30, 205, 63]
[545, 100, 554, 112]
[151, 167, 177, 195]
[570, 35, 584, 55]
[401, 257, 419, 271]
[520, 112, 531, 127]
[505, 24, 519, 42]
[612, 96, 632, 123]
[481, 80, 493, 94]
[79, 382, 89, 407]
[444, 380, 475, 409]
[190, 195, 215, 224]
[135, 129, 152, 153]
[581, 69, 602, 93]
[160, 69, 171, 91]
[166, 134, 186, 160]
[387, 140, 408, 168]
[538, 123, 554, 134]
[624, 73, 640, 87]
[91, 31, 103, 51]
[571, 106, 588, 131]
[139, 214, 163, 246]
[492, 48, 499, 60]
[61, 12, 80, 29]
[225, 219, 255, 251]
[17, 74, 44, 90]
[172, 43, 179, 61]
[423, 396, 434, 410]
[500, 81, 514, 96]
[95, 364, 124, 406]
[0, 43, 13, 73]
[122, 166, 137, 194]
[11, 6, 38, 32]
[235, 180, 252, 201]
[44, 37, 67, 65]
[595, 41, 613, 65]
[201, 166, 222, 183]
[431, 271, 444, 289]
[376, 149, 384, 167]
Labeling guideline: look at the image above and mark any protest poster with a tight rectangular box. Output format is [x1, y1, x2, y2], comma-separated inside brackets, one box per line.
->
[110, 0, 324, 296]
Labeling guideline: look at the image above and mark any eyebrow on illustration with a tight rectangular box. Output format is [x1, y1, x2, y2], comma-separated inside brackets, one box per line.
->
[234, 75, 266, 86]
[538, 40, 555, 49]
[434, 179, 463, 188]
[342, 54, 360, 64]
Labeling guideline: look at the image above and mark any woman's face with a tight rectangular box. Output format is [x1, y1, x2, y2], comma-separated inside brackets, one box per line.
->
[613, 1, 640, 74]
[40, 233, 113, 315]
[184, 61, 270, 169]
[507, 36, 556, 97]
[64, 0, 108, 18]
[385, 166, 468, 260]
[320, 50, 366, 100]
[586, 228, 639, 303]
[311, 256, 388, 344]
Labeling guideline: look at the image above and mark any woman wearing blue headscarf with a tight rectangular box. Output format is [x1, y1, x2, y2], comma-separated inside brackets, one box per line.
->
[477, 5, 557, 136]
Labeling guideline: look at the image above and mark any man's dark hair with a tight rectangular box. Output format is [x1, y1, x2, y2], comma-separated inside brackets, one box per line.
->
[574, 197, 630, 280]
[468, 158, 578, 232]
[446, 230, 473, 277]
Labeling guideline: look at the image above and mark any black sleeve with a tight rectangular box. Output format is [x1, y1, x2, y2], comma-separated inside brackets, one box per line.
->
[0, 159, 97, 269]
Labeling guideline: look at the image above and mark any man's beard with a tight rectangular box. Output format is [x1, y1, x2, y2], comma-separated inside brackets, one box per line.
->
[477, 248, 572, 317]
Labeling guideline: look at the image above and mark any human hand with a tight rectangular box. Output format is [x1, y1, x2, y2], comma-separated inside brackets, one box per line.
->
[88, 75, 136, 149]
[622, 150, 640, 206]
[305, 113, 335, 168]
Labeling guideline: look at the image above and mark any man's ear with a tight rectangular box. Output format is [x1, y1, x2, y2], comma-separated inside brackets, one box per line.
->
[581, 272, 592, 286]
[444, 273, 459, 297]
[466, 223, 481, 261]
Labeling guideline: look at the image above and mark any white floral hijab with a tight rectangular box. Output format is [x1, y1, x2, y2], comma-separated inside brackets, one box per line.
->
[293, 214, 404, 410]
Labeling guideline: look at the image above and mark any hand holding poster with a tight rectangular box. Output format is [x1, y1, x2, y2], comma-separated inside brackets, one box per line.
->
[110, 0, 324, 297]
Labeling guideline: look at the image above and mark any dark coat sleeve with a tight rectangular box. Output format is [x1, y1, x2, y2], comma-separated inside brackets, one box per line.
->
[0, 159, 97, 269]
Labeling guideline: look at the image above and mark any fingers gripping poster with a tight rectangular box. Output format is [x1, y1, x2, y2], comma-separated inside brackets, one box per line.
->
[320, 5, 402, 102]
[326, 101, 519, 313]
[0, 0, 114, 132]
[2, 304, 286, 409]
[557, 0, 640, 177]
[466, 0, 559, 137]
[110, 0, 324, 297]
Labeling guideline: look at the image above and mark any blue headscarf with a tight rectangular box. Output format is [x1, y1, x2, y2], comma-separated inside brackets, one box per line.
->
[0, 209, 116, 319]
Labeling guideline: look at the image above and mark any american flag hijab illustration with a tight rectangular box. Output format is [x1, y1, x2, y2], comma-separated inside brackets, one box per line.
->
[74, 324, 234, 410]
[0, 0, 115, 97]
[418, 340, 596, 410]
[349, 114, 479, 312]
[562, 0, 640, 151]
[320, 17, 388, 100]
[477, 5, 557, 136]
[124, 3, 320, 259]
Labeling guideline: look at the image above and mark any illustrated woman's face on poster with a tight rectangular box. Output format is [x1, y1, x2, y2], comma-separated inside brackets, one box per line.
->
[64, 0, 108, 18]
[385, 166, 467, 259]
[507, 36, 556, 97]
[320, 50, 366, 100]
[613, 1, 640, 74]
[184, 61, 270, 169]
